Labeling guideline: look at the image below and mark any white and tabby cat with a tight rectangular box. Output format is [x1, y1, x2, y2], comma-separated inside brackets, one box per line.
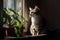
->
[29, 6, 43, 36]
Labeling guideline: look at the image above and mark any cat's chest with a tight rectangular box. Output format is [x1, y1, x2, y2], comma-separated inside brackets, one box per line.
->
[31, 17, 35, 23]
[31, 16, 40, 23]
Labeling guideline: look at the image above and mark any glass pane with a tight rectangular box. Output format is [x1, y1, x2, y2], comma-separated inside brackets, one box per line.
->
[15, 0, 22, 21]
[3, 0, 14, 10]
[3, 0, 22, 13]
[16, 0, 22, 13]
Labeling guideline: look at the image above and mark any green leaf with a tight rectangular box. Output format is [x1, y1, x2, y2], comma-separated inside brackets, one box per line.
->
[15, 20, 22, 28]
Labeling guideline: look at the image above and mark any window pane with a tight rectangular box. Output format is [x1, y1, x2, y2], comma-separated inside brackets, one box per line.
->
[3, 0, 22, 12]
[4, 0, 14, 10]
[16, 0, 22, 13]
[16, 0, 22, 21]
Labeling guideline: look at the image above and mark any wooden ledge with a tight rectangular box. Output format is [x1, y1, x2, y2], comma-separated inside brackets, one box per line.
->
[5, 34, 47, 39]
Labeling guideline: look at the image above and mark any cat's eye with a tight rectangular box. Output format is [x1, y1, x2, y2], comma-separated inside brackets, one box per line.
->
[31, 12, 34, 13]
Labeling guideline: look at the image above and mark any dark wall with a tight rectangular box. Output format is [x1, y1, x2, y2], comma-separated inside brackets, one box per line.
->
[0, 0, 3, 8]
[37, 0, 60, 30]
[0, 0, 5, 39]
[45, 0, 60, 28]
[41, 0, 60, 40]
[25, 0, 41, 8]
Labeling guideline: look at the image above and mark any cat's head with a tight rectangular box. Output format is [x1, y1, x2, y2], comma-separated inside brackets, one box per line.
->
[29, 5, 40, 15]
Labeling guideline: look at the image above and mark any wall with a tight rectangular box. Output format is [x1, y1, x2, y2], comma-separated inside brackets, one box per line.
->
[42, 0, 60, 40]
[0, 0, 3, 8]
[0, 0, 5, 38]
[46, 0, 60, 28]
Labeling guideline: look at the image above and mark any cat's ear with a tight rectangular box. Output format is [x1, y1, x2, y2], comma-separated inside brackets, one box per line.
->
[29, 7, 32, 11]
[34, 5, 40, 10]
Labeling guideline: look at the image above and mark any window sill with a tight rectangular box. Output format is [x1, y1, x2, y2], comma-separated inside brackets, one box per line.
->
[5, 34, 47, 40]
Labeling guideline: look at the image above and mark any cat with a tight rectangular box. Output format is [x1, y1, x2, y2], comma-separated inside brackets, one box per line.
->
[29, 5, 43, 36]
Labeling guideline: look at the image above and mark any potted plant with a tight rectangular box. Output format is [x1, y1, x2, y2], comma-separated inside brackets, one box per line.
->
[1, 8, 27, 37]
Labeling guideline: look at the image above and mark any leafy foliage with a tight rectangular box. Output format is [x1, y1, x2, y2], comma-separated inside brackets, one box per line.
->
[0, 8, 27, 37]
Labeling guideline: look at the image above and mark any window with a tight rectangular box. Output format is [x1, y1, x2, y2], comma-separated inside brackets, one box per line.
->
[3, 0, 22, 15]
[3, 0, 23, 21]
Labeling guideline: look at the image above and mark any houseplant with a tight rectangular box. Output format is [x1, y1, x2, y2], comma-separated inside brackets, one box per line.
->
[1, 8, 27, 37]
